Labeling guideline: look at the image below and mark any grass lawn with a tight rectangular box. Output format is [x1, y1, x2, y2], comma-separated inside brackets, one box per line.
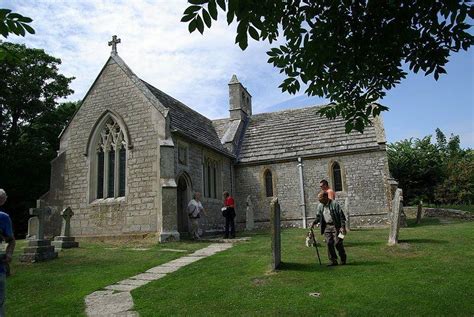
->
[7, 218, 474, 316]
[133, 219, 474, 316]
[7, 239, 209, 316]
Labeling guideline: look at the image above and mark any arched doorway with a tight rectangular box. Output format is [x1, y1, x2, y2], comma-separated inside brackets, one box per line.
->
[177, 173, 192, 234]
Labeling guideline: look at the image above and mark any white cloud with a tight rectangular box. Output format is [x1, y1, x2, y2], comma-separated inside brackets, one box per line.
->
[5, 1, 472, 148]
[5, 0, 293, 119]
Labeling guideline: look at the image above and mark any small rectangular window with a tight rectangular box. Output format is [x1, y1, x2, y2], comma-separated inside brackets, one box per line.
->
[207, 165, 211, 197]
[265, 170, 273, 197]
[213, 166, 217, 198]
[178, 145, 188, 165]
[202, 163, 207, 197]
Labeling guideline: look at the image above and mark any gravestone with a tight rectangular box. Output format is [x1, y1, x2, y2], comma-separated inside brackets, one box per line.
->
[388, 188, 403, 246]
[26, 216, 39, 240]
[20, 200, 58, 262]
[245, 195, 255, 231]
[270, 197, 281, 270]
[416, 200, 424, 224]
[52, 207, 79, 250]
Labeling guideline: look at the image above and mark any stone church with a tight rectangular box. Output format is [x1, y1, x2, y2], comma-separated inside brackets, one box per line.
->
[42, 38, 393, 241]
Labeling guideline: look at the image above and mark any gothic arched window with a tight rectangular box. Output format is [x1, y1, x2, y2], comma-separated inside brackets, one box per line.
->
[202, 156, 220, 199]
[332, 162, 343, 192]
[264, 169, 273, 197]
[94, 117, 127, 199]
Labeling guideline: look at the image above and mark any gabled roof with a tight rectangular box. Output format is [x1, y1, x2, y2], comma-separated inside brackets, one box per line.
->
[59, 53, 168, 139]
[237, 105, 381, 163]
[143, 81, 233, 157]
[59, 53, 232, 157]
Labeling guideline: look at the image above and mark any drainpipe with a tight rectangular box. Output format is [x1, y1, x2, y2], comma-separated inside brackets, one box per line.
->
[297, 157, 307, 228]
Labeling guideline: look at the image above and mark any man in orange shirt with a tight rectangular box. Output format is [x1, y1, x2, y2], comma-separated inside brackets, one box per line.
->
[320, 179, 335, 200]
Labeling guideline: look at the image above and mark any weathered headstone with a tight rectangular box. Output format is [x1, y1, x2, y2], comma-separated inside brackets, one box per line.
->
[416, 200, 424, 224]
[388, 188, 403, 246]
[245, 195, 255, 231]
[52, 207, 79, 250]
[20, 200, 58, 262]
[26, 216, 39, 240]
[270, 197, 281, 270]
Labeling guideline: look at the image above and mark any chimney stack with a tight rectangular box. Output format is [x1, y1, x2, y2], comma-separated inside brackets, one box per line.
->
[228, 74, 252, 120]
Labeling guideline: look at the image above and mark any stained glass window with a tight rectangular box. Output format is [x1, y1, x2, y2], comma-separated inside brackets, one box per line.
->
[119, 145, 126, 197]
[95, 117, 127, 199]
[97, 149, 104, 198]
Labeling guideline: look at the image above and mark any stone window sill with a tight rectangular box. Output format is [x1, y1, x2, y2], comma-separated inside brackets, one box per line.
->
[90, 196, 126, 205]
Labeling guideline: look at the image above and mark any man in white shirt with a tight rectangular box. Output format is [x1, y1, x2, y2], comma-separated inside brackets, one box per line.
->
[187, 192, 205, 240]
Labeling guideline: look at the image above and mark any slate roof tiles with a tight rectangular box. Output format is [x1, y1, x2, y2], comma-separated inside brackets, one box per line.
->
[237, 105, 380, 163]
[143, 81, 232, 157]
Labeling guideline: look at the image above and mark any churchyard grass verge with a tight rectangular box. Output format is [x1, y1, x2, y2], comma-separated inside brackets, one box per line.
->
[7, 240, 209, 316]
[133, 220, 474, 316]
[6, 219, 474, 316]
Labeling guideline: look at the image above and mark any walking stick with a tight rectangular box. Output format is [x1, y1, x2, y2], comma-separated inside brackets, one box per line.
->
[310, 228, 322, 265]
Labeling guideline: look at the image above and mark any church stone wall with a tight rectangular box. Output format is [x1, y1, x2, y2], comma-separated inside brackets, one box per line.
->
[174, 136, 233, 235]
[234, 149, 391, 229]
[52, 59, 165, 237]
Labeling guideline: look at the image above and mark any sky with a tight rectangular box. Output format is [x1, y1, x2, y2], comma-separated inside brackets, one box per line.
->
[3, 0, 474, 148]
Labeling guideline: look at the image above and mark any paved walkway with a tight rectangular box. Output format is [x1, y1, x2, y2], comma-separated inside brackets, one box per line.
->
[84, 243, 233, 316]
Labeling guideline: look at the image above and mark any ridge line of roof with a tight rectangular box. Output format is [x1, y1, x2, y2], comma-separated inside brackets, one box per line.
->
[212, 103, 333, 122]
[141, 79, 216, 126]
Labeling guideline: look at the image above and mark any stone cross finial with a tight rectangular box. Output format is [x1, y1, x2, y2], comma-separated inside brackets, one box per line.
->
[29, 200, 51, 240]
[60, 207, 74, 237]
[108, 35, 121, 54]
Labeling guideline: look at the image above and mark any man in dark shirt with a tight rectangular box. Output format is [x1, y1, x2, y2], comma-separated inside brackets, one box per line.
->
[311, 191, 346, 266]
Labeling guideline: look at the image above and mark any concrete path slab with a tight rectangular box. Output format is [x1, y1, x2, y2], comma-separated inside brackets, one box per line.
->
[104, 284, 140, 292]
[118, 279, 152, 286]
[130, 273, 166, 281]
[146, 265, 181, 274]
[84, 242, 237, 316]
[85, 290, 134, 316]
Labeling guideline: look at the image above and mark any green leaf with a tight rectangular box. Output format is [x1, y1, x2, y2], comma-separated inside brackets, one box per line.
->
[248, 25, 259, 40]
[22, 23, 35, 34]
[236, 33, 248, 50]
[0, 9, 12, 19]
[8, 13, 23, 20]
[354, 118, 365, 132]
[227, 9, 234, 24]
[345, 121, 354, 133]
[202, 9, 212, 28]
[181, 14, 195, 23]
[18, 16, 33, 23]
[217, 0, 226, 10]
[196, 15, 205, 34]
[208, 0, 218, 20]
[184, 5, 202, 15]
[17, 24, 25, 36]
[188, 19, 197, 33]
[0, 23, 8, 37]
